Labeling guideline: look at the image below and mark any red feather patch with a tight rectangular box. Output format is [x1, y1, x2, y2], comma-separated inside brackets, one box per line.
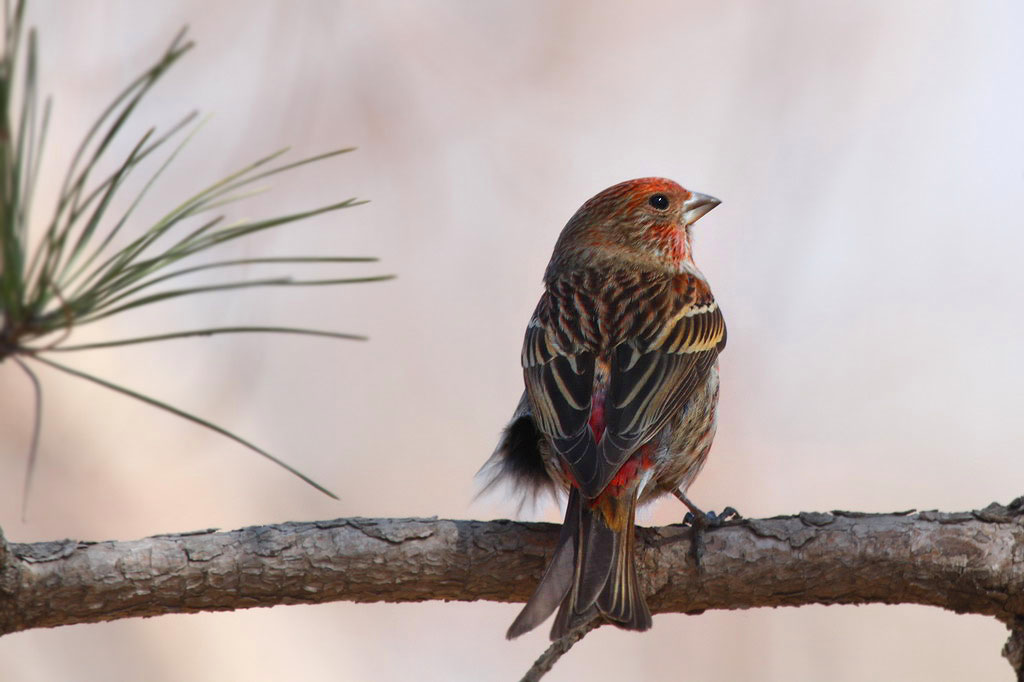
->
[588, 388, 606, 443]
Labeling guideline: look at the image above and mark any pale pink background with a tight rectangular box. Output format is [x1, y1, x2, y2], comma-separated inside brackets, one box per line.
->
[1, 2, 1022, 680]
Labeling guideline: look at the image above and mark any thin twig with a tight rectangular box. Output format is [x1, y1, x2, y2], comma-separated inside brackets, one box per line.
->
[520, 620, 602, 682]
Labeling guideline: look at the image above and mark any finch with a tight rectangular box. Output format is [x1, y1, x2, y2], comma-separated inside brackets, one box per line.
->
[482, 178, 725, 640]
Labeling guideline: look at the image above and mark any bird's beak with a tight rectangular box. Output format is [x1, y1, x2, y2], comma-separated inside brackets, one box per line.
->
[681, 192, 720, 225]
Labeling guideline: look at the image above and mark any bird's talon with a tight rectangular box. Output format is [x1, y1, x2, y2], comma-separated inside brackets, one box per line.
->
[681, 508, 738, 528]
[701, 507, 741, 527]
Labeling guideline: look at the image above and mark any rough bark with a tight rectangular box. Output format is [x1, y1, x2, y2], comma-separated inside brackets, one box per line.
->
[1, 500, 1023, 674]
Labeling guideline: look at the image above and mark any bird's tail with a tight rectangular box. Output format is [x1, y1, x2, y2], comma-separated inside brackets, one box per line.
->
[506, 487, 652, 640]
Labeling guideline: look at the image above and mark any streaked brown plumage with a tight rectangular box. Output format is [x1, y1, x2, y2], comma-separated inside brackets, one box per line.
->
[482, 177, 725, 640]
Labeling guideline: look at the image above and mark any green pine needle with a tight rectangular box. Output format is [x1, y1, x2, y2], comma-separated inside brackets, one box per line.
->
[43, 326, 370, 352]
[31, 354, 339, 500]
[0, 4, 391, 508]
[11, 355, 42, 521]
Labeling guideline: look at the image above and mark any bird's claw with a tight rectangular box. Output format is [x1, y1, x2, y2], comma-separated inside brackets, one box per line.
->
[681, 506, 741, 528]
[672, 490, 741, 569]
[708, 506, 741, 524]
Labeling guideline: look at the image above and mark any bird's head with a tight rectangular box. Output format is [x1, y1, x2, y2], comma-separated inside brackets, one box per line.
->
[545, 177, 719, 278]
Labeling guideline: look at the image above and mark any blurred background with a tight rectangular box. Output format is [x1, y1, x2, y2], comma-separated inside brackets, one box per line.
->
[1, 1, 1023, 680]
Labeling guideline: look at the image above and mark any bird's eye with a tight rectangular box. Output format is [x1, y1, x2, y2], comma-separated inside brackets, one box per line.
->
[648, 193, 670, 210]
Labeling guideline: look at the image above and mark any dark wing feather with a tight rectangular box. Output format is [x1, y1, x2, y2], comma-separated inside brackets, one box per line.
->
[589, 347, 716, 496]
[524, 276, 726, 500]
[586, 303, 725, 496]
[523, 319, 597, 471]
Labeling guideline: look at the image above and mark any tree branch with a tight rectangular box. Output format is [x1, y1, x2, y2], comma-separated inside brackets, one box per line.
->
[2, 500, 1024, 674]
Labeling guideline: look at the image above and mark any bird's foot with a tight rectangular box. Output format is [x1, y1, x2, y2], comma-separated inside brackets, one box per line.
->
[681, 506, 740, 527]
[673, 490, 741, 568]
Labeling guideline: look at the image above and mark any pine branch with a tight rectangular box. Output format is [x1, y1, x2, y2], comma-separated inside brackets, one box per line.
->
[2, 500, 1024, 678]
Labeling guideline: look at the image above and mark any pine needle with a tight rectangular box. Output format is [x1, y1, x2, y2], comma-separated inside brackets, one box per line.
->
[0, 12, 391, 505]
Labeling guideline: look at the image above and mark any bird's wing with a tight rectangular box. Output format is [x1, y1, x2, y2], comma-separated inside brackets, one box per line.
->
[522, 314, 596, 450]
[523, 274, 725, 499]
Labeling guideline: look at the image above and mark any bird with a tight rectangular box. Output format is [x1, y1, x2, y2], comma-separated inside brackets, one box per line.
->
[480, 177, 726, 641]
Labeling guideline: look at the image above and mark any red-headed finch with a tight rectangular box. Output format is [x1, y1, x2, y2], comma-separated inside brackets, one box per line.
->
[481, 178, 726, 640]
